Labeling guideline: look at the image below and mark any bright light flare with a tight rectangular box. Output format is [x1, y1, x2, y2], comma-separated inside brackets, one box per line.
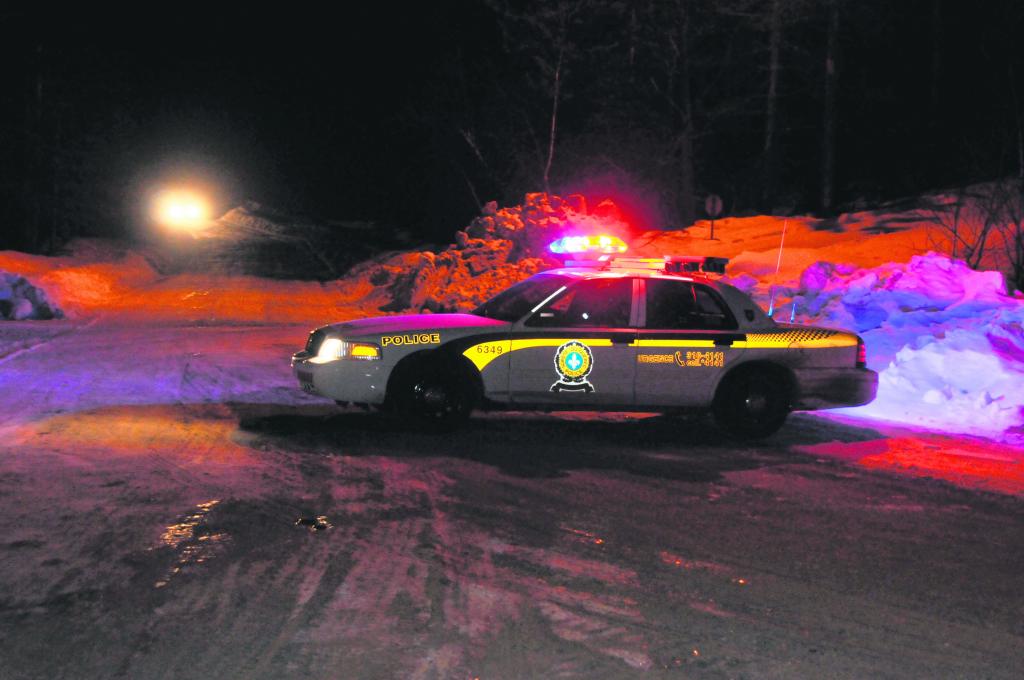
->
[310, 338, 382, 364]
[154, 190, 211, 233]
[549, 234, 628, 255]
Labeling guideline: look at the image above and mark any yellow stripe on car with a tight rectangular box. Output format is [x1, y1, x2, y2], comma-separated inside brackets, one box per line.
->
[630, 339, 716, 348]
[463, 329, 856, 371]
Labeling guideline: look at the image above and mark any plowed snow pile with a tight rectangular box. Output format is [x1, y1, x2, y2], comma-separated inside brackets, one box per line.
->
[0, 272, 62, 320]
[775, 255, 1024, 439]
[2, 192, 1022, 441]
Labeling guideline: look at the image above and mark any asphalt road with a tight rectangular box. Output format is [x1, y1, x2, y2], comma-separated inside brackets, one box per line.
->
[0, 321, 1021, 679]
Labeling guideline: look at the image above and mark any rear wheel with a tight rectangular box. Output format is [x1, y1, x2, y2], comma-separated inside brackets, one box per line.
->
[712, 368, 790, 439]
[390, 360, 477, 431]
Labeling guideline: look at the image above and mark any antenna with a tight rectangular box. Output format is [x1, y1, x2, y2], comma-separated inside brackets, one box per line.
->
[766, 218, 788, 318]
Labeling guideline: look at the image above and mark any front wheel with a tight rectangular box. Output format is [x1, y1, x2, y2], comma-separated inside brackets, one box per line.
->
[391, 362, 477, 431]
[712, 369, 790, 439]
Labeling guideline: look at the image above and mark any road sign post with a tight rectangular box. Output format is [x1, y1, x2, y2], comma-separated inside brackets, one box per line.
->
[704, 194, 723, 240]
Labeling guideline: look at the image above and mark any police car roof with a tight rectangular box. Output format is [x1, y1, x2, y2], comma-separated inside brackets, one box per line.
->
[536, 260, 777, 330]
[550, 266, 705, 282]
[553, 254, 726, 274]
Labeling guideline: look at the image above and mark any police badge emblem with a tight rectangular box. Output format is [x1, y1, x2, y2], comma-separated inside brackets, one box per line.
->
[550, 340, 595, 393]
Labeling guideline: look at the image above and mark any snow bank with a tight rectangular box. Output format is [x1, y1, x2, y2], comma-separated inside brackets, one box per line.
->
[777, 254, 1024, 439]
[3, 195, 1022, 441]
[0, 239, 381, 325]
[347, 192, 631, 313]
[0, 272, 62, 320]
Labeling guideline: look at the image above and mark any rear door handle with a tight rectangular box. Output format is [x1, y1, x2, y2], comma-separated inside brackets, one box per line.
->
[610, 333, 635, 345]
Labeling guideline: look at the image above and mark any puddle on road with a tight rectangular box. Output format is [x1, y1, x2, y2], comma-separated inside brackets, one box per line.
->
[154, 499, 230, 588]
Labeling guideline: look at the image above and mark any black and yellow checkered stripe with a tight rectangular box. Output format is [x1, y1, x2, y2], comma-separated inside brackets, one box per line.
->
[732, 329, 856, 349]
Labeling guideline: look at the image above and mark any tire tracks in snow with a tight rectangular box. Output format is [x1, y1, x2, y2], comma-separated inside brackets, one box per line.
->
[0, 316, 100, 365]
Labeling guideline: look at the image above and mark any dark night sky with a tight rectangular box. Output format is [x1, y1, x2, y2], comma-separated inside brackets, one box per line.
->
[2, 2, 1022, 249]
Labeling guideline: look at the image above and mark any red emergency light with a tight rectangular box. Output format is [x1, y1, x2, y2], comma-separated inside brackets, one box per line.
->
[548, 234, 628, 255]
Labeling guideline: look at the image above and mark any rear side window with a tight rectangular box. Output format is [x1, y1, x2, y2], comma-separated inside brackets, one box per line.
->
[528, 277, 633, 328]
[645, 280, 737, 330]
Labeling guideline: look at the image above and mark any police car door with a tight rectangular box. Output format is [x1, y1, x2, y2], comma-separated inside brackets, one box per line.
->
[508, 276, 638, 407]
[635, 278, 746, 407]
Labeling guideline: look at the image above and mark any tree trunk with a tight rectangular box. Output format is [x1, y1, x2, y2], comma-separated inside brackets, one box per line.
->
[628, 5, 638, 79]
[762, 0, 782, 207]
[676, 0, 696, 226]
[24, 43, 45, 252]
[1010, 62, 1023, 180]
[543, 45, 563, 194]
[821, 0, 839, 212]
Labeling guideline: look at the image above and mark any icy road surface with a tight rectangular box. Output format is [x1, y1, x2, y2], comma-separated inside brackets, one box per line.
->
[1, 320, 1022, 679]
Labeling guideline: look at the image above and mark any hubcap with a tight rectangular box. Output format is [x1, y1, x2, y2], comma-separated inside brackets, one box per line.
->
[745, 391, 769, 415]
[742, 378, 774, 419]
[414, 381, 453, 414]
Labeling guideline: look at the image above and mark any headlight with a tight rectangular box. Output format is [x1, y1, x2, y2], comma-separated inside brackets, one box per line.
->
[310, 338, 381, 363]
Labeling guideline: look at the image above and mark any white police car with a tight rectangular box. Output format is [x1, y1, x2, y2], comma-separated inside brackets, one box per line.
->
[292, 237, 877, 438]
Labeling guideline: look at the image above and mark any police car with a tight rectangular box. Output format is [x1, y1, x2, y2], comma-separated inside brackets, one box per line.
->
[291, 236, 877, 438]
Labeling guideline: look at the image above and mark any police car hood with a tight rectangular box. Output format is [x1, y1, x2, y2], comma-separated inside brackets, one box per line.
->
[327, 313, 507, 337]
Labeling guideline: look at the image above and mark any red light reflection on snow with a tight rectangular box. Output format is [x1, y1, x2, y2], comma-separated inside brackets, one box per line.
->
[798, 436, 1024, 496]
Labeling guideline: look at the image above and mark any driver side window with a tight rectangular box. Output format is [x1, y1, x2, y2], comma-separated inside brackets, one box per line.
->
[527, 277, 633, 328]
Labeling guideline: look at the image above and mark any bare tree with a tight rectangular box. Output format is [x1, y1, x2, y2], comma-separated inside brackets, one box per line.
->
[929, 0, 942, 126]
[821, 0, 840, 212]
[925, 179, 1024, 286]
[992, 178, 1024, 290]
[753, 0, 783, 208]
[641, 0, 698, 226]
[488, 0, 590, 194]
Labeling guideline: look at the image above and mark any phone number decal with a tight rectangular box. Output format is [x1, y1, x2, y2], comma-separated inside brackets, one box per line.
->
[677, 350, 725, 367]
[638, 351, 726, 367]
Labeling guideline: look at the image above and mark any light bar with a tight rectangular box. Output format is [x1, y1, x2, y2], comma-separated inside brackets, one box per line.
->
[664, 255, 729, 274]
[549, 234, 628, 255]
[560, 254, 730, 275]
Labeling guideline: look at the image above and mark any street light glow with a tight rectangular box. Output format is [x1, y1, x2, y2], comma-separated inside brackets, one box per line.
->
[154, 189, 211, 233]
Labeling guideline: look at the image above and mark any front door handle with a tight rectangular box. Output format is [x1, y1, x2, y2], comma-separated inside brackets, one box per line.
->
[610, 333, 635, 345]
[714, 334, 746, 347]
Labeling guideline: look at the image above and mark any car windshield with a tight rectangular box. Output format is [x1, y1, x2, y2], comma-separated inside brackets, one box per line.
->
[472, 273, 573, 322]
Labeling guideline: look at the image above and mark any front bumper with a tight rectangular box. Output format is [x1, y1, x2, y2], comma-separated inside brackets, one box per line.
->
[792, 367, 878, 410]
[291, 351, 387, 404]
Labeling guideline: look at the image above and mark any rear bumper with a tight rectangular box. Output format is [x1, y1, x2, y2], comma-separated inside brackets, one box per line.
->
[792, 367, 878, 410]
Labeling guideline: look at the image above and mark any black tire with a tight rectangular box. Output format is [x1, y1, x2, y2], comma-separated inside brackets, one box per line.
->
[712, 368, 790, 439]
[390, 360, 477, 431]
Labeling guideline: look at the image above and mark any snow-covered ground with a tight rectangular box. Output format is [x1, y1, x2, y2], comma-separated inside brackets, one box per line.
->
[0, 319, 1021, 679]
[3, 196, 1022, 679]
[2, 194, 1023, 445]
